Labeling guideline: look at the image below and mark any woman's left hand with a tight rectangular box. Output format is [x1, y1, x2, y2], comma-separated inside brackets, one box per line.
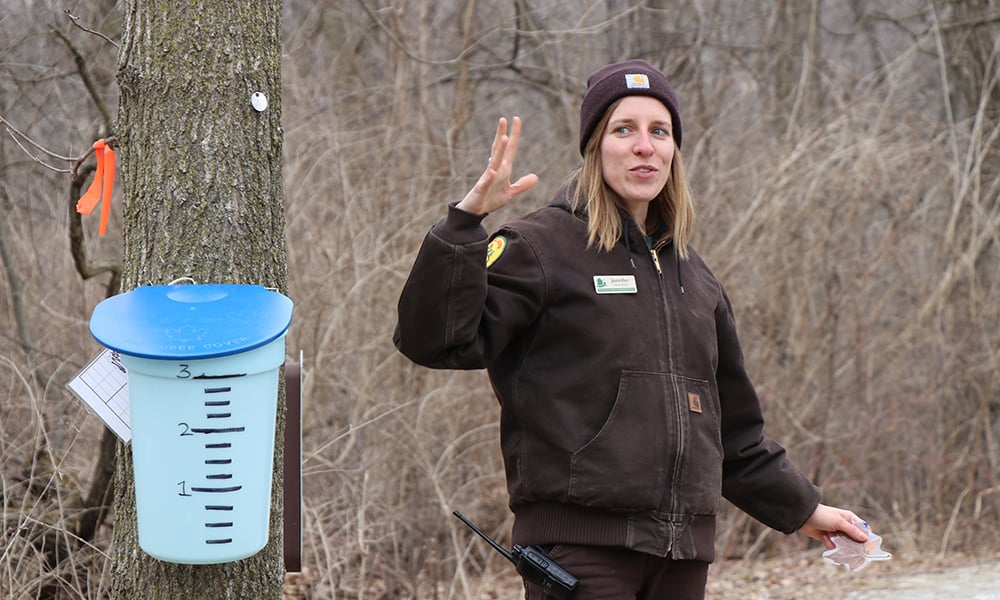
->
[798, 503, 869, 549]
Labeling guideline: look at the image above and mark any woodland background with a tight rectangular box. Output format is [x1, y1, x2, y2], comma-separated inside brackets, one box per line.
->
[2, 0, 999, 598]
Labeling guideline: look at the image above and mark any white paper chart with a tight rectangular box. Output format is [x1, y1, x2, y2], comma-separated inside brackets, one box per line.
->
[67, 348, 132, 443]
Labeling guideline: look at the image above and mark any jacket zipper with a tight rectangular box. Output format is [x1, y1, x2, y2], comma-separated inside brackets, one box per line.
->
[649, 246, 663, 276]
[650, 243, 686, 555]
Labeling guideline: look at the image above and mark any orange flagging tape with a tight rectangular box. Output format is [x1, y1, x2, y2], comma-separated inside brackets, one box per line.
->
[76, 139, 116, 236]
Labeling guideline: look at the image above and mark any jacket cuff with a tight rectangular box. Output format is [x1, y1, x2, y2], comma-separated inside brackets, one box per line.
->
[789, 490, 823, 534]
[429, 202, 489, 245]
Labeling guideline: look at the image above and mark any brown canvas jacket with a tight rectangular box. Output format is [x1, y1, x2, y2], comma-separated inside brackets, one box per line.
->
[394, 194, 821, 561]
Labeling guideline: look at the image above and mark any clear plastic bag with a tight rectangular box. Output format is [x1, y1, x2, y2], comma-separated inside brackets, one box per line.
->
[822, 518, 892, 572]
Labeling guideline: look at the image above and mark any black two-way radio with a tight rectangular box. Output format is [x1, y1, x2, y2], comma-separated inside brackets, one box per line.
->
[452, 510, 578, 599]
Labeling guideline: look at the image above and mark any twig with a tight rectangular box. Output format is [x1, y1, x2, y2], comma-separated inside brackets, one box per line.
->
[0, 198, 31, 353]
[0, 113, 77, 173]
[70, 135, 117, 180]
[64, 10, 120, 50]
[51, 27, 115, 130]
[3, 127, 70, 173]
[0, 114, 77, 161]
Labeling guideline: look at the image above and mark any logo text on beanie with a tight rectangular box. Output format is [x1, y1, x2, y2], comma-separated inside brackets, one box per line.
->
[625, 73, 650, 89]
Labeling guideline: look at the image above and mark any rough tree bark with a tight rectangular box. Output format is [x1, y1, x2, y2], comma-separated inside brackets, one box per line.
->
[111, 1, 286, 598]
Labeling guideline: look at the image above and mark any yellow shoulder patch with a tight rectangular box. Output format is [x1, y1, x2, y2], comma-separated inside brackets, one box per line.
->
[486, 235, 507, 268]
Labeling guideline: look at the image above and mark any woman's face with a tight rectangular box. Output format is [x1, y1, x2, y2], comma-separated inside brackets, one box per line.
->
[599, 96, 675, 209]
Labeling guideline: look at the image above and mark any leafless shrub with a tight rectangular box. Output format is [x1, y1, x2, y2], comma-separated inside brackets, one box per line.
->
[2, 0, 998, 597]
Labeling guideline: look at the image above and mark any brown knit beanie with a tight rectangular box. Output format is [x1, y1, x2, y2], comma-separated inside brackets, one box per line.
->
[578, 59, 682, 155]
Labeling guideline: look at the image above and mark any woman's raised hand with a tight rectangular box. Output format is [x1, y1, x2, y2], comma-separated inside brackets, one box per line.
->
[456, 116, 539, 216]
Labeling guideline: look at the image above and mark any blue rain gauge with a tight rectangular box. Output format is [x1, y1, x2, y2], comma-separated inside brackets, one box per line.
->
[89, 283, 293, 564]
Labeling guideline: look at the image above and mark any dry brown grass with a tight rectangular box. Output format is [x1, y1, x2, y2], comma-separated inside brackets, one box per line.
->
[2, 0, 999, 598]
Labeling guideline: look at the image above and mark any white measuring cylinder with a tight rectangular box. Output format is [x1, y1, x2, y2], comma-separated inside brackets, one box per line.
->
[89, 283, 293, 564]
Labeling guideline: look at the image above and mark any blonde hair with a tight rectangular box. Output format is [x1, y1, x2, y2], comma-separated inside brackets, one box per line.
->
[571, 100, 695, 259]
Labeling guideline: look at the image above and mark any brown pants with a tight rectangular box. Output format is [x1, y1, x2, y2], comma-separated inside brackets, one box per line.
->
[523, 544, 709, 600]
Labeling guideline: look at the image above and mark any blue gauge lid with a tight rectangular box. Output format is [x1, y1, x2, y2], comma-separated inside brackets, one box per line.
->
[90, 283, 293, 359]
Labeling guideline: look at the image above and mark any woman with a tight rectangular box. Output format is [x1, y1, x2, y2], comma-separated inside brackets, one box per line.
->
[394, 59, 867, 599]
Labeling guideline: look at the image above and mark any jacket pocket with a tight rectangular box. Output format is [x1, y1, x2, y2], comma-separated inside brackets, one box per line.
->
[568, 370, 672, 511]
[677, 375, 723, 514]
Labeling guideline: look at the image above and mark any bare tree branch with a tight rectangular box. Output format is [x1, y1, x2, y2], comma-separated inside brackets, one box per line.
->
[64, 10, 120, 50]
[0, 113, 76, 171]
[51, 27, 115, 132]
[0, 193, 31, 353]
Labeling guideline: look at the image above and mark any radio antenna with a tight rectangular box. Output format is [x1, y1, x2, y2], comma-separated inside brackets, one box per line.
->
[452, 511, 515, 563]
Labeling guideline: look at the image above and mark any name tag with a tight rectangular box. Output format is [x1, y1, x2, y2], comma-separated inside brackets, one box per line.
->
[593, 275, 637, 294]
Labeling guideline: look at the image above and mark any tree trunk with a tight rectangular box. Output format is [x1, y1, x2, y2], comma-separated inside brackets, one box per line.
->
[111, 1, 286, 598]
